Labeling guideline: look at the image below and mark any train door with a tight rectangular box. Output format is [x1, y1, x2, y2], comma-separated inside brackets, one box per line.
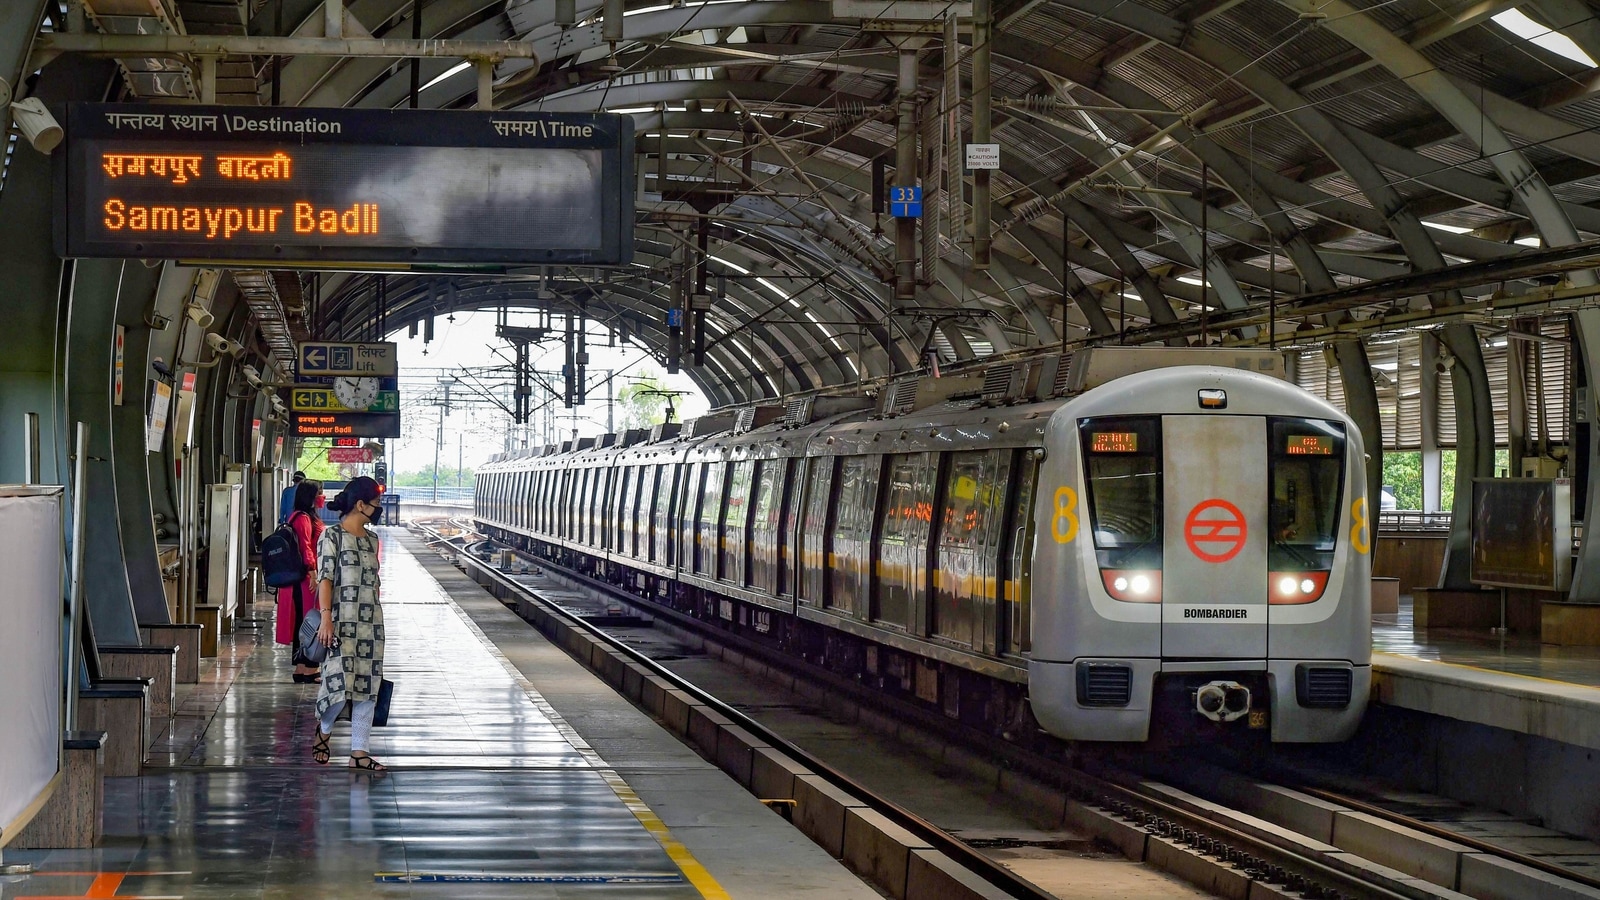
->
[1161, 416, 1269, 659]
[800, 456, 835, 607]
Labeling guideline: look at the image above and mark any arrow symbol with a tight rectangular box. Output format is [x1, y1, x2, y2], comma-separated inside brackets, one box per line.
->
[304, 346, 327, 369]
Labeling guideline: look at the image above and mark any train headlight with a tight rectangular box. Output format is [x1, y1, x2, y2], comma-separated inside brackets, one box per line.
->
[1269, 571, 1330, 604]
[1101, 569, 1161, 602]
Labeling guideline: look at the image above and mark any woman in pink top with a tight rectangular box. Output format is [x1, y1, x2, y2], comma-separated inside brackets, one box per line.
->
[275, 479, 325, 683]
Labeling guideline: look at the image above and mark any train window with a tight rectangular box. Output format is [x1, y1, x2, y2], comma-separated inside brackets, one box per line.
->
[876, 452, 935, 633]
[563, 464, 576, 534]
[1079, 416, 1162, 569]
[830, 456, 881, 618]
[649, 464, 670, 563]
[722, 460, 754, 584]
[614, 467, 632, 554]
[596, 468, 613, 548]
[750, 460, 783, 593]
[800, 456, 836, 606]
[678, 463, 699, 570]
[934, 450, 1012, 649]
[1268, 418, 1345, 571]
[693, 463, 722, 576]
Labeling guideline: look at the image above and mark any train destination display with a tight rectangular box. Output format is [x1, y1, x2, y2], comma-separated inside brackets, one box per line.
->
[55, 104, 634, 266]
[1089, 431, 1139, 453]
[1285, 435, 1335, 455]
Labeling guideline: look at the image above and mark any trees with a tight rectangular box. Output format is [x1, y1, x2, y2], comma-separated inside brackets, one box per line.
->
[293, 439, 343, 481]
[616, 372, 671, 429]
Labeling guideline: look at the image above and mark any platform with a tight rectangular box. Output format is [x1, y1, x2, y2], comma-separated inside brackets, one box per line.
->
[1, 530, 878, 900]
[1367, 596, 1600, 751]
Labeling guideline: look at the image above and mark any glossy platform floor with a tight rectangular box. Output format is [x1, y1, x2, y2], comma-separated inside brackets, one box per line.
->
[1374, 595, 1600, 687]
[2, 531, 877, 899]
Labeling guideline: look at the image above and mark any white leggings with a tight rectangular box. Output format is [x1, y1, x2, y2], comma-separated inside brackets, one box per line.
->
[319, 698, 377, 753]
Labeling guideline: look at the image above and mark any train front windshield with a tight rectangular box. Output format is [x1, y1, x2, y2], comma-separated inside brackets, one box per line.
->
[1268, 418, 1346, 571]
[1080, 417, 1163, 570]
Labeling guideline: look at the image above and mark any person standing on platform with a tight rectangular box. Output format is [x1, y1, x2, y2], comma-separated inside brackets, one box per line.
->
[277, 480, 324, 684]
[312, 476, 387, 772]
[278, 470, 305, 525]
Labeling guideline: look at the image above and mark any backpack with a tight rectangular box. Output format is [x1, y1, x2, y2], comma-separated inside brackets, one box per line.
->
[262, 512, 309, 588]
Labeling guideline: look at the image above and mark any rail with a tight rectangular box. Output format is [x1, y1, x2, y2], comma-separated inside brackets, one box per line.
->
[424, 518, 1416, 900]
[415, 520, 1059, 900]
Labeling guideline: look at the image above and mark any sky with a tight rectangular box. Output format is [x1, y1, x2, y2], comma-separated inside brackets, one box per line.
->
[382, 310, 708, 477]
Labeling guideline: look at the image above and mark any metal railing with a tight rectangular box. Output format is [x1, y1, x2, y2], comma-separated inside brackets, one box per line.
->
[389, 486, 475, 503]
[1378, 510, 1452, 532]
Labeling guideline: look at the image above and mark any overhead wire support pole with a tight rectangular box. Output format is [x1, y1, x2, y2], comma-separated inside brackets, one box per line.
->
[408, 0, 421, 109]
[971, 0, 992, 270]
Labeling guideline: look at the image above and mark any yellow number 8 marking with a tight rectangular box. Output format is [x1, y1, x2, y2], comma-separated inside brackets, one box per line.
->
[1350, 496, 1371, 555]
[1051, 486, 1080, 544]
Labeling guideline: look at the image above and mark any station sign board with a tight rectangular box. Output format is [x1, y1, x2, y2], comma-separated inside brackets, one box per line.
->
[290, 387, 398, 413]
[298, 342, 397, 377]
[54, 103, 634, 266]
[291, 412, 400, 438]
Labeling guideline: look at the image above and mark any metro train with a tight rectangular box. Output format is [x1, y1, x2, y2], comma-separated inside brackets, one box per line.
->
[474, 348, 1371, 743]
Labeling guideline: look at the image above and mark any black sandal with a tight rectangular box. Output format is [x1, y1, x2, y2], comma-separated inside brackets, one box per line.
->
[312, 730, 331, 765]
[348, 753, 386, 772]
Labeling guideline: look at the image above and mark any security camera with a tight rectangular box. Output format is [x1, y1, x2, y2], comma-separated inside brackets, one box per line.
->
[205, 333, 243, 356]
[185, 304, 215, 328]
[240, 365, 263, 389]
[10, 98, 61, 154]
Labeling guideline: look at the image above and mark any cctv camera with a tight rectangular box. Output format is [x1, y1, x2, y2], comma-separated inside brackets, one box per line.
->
[10, 98, 61, 154]
[185, 304, 215, 329]
[205, 333, 242, 356]
[240, 365, 262, 389]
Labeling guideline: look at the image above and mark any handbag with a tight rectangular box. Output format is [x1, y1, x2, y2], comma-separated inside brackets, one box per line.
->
[297, 606, 329, 666]
[373, 678, 395, 727]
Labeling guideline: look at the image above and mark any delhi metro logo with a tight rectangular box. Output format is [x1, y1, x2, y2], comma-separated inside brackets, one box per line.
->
[1184, 499, 1248, 563]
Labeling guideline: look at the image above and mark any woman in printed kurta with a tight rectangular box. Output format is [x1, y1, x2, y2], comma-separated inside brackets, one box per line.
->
[311, 476, 387, 771]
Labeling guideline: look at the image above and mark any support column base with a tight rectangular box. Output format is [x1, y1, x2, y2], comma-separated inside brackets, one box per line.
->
[7, 731, 106, 850]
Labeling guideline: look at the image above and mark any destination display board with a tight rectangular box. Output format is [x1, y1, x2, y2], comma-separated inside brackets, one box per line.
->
[54, 103, 634, 266]
[291, 411, 401, 438]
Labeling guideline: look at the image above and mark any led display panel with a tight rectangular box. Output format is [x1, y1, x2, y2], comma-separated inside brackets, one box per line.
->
[55, 103, 634, 266]
[1285, 435, 1335, 456]
[1089, 432, 1139, 453]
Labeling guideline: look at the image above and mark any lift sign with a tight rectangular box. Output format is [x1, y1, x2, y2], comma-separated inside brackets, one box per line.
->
[54, 103, 635, 266]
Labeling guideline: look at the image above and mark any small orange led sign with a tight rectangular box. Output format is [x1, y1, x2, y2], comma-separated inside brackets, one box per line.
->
[1090, 432, 1139, 453]
[1285, 435, 1335, 456]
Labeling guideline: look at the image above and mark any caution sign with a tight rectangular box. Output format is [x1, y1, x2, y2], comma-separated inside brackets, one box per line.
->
[1184, 499, 1247, 563]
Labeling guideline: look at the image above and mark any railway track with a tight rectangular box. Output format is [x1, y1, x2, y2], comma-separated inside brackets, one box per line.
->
[412, 518, 1440, 896]
[416, 518, 1600, 900]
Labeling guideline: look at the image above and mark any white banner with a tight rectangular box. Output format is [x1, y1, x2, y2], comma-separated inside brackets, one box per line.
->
[0, 487, 64, 843]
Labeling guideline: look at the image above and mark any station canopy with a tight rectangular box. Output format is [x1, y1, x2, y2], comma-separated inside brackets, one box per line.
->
[52, 0, 1600, 413]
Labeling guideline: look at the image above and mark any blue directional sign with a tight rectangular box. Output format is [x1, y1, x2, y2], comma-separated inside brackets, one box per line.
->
[889, 185, 922, 218]
[297, 341, 397, 377]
